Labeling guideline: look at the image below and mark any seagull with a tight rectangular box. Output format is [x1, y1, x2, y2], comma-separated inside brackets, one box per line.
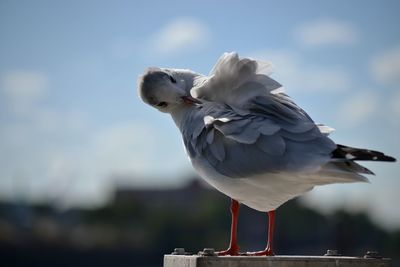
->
[137, 52, 396, 256]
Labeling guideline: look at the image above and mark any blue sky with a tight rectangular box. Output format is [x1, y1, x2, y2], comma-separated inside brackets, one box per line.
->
[0, 0, 399, 229]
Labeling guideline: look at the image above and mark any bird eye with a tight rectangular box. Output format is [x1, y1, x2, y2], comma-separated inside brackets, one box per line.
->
[156, 101, 168, 108]
[169, 75, 177, 83]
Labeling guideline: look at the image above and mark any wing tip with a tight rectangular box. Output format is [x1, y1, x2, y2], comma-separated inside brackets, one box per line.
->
[333, 144, 397, 162]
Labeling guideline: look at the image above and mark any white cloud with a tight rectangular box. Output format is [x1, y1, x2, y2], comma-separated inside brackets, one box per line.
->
[0, 115, 191, 206]
[91, 121, 190, 180]
[251, 49, 351, 92]
[370, 46, 400, 86]
[369, 183, 400, 230]
[390, 91, 400, 117]
[1, 70, 48, 114]
[92, 122, 158, 175]
[151, 17, 210, 55]
[0, 69, 191, 207]
[301, 67, 351, 92]
[336, 91, 380, 126]
[386, 91, 400, 127]
[294, 18, 358, 47]
[300, 180, 400, 230]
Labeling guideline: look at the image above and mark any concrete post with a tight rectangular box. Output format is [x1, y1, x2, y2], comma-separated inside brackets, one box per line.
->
[164, 254, 391, 267]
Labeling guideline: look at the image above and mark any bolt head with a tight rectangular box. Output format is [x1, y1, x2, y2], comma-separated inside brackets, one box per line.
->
[172, 248, 186, 255]
[324, 249, 339, 256]
[364, 251, 382, 259]
[200, 248, 216, 256]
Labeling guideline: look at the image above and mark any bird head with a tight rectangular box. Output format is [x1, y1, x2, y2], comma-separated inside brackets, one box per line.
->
[138, 67, 201, 113]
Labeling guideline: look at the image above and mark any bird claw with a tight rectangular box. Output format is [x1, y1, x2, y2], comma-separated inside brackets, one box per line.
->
[246, 249, 274, 256]
[216, 246, 240, 256]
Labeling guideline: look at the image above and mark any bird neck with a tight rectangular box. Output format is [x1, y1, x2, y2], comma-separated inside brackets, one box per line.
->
[170, 105, 198, 133]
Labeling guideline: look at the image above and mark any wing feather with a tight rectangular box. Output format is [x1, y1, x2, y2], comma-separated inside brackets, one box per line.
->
[209, 131, 226, 161]
[181, 101, 335, 178]
[177, 52, 370, 183]
[191, 52, 283, 108]
[256, 134, 286, 156]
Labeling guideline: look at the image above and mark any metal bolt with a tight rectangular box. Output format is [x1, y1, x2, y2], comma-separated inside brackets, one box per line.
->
[324, 249, 340, 256]
[364, 251, 382, 259]
[200, 248, 216, 256]
[172, 248, 186, 255]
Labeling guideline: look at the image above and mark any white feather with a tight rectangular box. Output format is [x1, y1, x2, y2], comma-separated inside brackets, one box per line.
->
[317, 124, 335, 136]
[191, 52, 282, 109]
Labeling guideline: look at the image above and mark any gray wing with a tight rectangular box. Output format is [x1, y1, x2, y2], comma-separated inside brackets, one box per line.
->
[181, 98, 336, 178]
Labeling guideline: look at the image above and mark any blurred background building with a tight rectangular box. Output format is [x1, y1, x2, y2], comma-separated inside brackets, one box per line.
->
[0, 0, 399, 266]
[0, 177, 399, 266]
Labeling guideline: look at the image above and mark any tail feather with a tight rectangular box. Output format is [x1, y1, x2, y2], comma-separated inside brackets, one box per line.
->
[317, 164, 370, 183]
[332, 161, 375, 175]
[332, 144, 396, 162]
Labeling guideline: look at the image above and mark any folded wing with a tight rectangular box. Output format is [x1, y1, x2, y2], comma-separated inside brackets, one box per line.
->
[183, 52, 370, 183]
[182, 101, 336, 179]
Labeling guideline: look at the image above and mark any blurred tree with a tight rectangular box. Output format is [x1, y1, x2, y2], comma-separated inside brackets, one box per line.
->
[0, 178, 399, 267]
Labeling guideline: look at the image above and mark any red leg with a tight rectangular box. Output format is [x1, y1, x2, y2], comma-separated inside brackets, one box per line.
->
[217, 199, 240, 256]
[247, 210, 275, 256]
